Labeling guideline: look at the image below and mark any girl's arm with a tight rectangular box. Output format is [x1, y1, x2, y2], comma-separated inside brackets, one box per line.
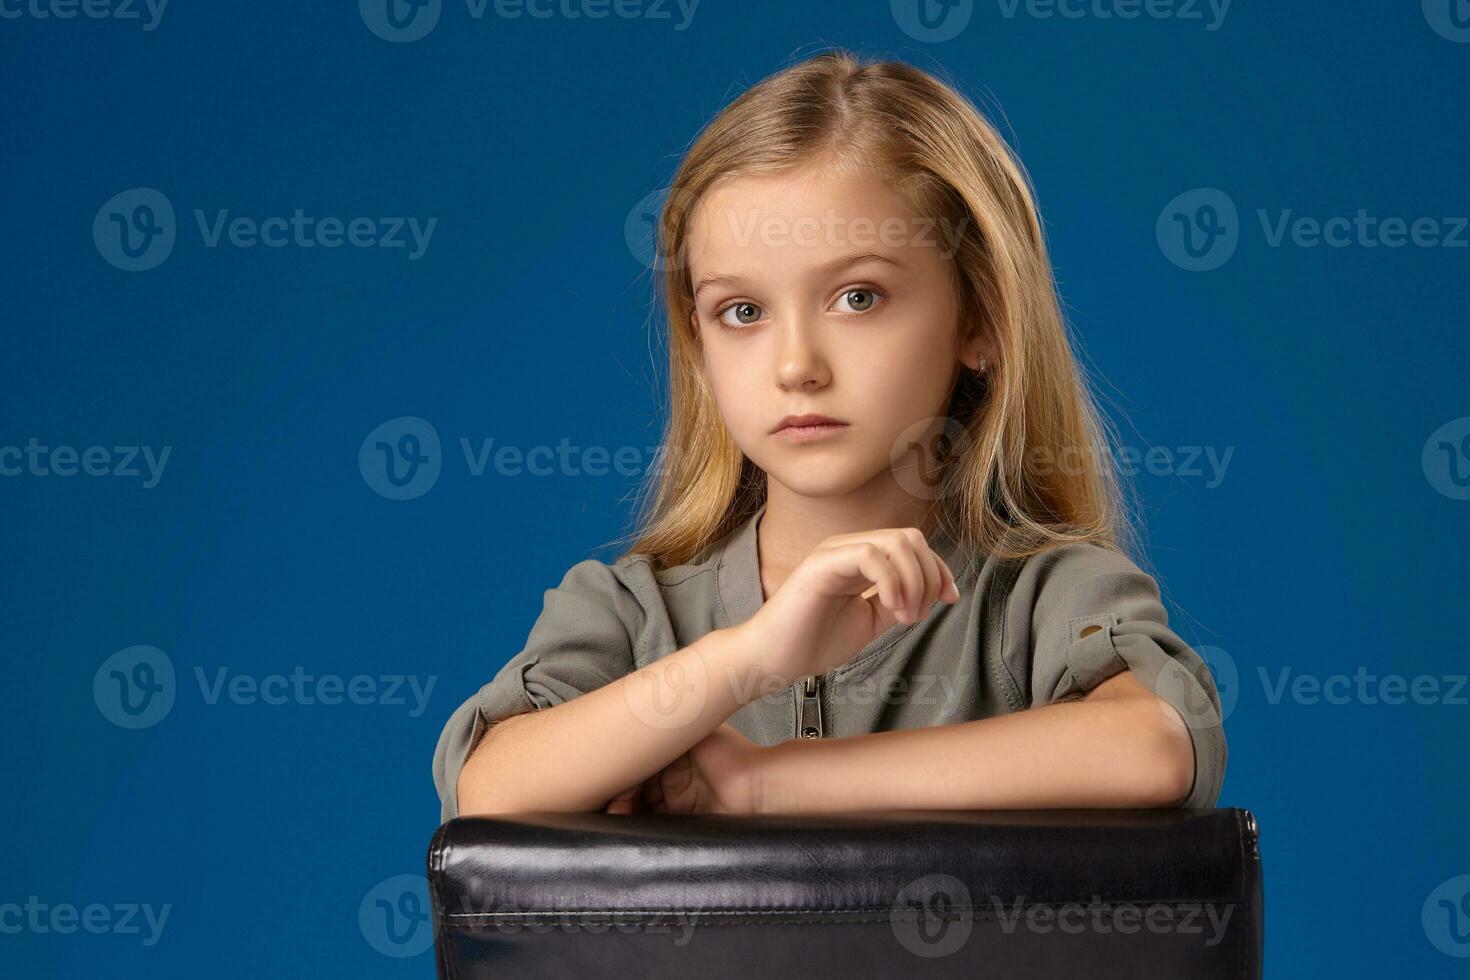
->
[456, 623, 766, 816]
[754, 670, 1196, 814]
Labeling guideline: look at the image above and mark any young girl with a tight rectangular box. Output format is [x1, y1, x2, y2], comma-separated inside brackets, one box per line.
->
[433, 49, 1227, 822]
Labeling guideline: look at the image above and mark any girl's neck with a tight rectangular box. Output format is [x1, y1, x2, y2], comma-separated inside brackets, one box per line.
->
[755, 492, 936, 600]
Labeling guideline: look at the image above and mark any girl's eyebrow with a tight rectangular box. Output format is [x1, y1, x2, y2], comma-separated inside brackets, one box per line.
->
[693, 251, 907, 301]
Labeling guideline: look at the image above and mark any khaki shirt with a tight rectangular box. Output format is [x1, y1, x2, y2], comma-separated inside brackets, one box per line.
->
[432, 502, 1228, 821]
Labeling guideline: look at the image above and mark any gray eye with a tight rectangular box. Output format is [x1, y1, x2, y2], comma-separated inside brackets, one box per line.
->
[842, 289, 877, 312]
[720, 302, 763, 327]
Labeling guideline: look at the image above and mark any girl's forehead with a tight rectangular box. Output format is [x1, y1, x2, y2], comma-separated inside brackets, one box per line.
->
[694, 165, 914, 225]
[685, 167, 939, 282]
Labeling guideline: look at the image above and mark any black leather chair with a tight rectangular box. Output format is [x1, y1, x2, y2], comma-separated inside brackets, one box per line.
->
[427, 807, 1263, 979]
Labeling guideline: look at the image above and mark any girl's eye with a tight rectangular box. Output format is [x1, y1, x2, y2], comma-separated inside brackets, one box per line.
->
[835, 287, 883, 314]
[712, 288, 884, 329]
[717, 302, 764, 328]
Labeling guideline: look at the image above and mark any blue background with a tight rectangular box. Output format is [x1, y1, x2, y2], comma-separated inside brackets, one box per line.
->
[3, 1, 1468, 975]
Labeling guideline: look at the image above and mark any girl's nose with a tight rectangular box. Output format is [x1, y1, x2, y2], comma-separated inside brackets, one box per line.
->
[774, 314, 832, 391]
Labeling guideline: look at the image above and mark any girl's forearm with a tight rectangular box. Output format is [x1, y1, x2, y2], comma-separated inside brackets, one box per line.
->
[456, 624, 768, 816]
[757, 687, 1195, 814]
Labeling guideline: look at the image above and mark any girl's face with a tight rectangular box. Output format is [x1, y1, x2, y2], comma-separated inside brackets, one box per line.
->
[687, 163, 976, 502]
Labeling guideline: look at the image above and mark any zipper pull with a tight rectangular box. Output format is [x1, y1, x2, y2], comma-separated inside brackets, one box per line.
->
[798, 673, 824, 739]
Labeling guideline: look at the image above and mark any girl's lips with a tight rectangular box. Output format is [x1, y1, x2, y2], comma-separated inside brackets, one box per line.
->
[773, 422, 849, 443]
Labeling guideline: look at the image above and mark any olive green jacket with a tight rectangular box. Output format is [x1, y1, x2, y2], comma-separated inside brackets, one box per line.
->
[432, 502, 1227, 821]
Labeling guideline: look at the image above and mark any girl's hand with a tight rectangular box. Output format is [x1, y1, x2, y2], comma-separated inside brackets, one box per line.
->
[742, 527, 960, 686]
[602, 723, 766, 816]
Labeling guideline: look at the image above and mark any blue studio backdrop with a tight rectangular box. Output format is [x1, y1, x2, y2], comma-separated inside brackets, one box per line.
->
[3, 2, 1468, 976]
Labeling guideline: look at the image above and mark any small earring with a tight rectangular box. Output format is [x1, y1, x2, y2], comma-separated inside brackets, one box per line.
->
[974, 356, 987, 375]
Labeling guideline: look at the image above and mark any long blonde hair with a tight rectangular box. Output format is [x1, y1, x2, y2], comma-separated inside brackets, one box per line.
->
[613, 48, 1138, 572]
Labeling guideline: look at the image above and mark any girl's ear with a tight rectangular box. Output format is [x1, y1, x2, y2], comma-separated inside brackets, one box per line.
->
[958, 338, 987, 373]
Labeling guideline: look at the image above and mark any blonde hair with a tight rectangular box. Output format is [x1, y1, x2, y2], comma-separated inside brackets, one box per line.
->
[612, 48, 1139, 572]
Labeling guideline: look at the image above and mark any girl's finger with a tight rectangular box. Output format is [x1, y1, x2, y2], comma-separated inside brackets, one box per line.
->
[605, 786, 639, 814]
[852, 544, 903, 621]
[903, 528, 944, 615]
[880, 532, 925, 623]
[939, 555, 960, 603]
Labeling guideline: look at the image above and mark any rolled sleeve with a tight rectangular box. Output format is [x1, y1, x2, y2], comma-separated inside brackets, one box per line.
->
[1027, 541, 1228, 809]
[431, 557, 644, 822]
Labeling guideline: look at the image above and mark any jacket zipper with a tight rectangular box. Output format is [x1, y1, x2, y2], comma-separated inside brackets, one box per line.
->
[797, 673, 825, 739]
